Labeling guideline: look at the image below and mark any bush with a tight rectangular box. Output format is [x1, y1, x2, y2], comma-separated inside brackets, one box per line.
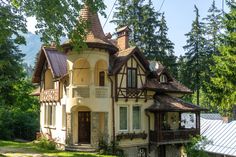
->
[98, 137, 125, 157]
[34, 137, 56, 150]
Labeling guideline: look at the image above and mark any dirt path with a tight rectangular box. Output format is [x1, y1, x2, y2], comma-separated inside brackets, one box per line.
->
[0, 147, 46, 157]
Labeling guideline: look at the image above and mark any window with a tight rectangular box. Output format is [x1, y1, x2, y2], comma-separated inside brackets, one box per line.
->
[48, 105, 52, 126]
[119, 106, 128, 131]
[127, 68, 137, 88]
[62, 105, 66, 128]
[44, 104, 48, 126]
[99, 71, 105, 86]
[160, 74, 167, 83]
[52, 105, 56, 127]
[133, 106, 141, 130]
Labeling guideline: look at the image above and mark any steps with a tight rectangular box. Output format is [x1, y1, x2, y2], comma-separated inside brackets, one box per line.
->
[65, 144, 97, 152]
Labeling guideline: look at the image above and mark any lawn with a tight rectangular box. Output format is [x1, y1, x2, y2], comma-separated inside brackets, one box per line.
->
[0, 140, 115, 157]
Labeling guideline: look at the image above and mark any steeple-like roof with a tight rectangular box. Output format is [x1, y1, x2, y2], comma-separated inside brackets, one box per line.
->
[66, 4, 118, 53]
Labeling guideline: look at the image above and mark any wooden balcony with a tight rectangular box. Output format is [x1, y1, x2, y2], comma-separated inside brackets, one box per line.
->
[40, 89, 59, 102]
[149, 129, 199, 144]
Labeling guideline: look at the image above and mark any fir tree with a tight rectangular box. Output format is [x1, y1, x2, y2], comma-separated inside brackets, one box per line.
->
[157, 13, 177, 77]
[182, 5, 208, 105]
[209, 1, 236, 115]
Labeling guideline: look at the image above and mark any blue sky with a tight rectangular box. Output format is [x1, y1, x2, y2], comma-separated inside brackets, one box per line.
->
[27, 0, 227, 56]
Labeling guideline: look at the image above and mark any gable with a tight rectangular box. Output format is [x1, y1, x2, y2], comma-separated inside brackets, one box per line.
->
[32, 47, 67, 83]
[110, 47, 149, 75]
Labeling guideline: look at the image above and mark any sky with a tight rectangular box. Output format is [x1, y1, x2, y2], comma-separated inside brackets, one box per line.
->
[27, 0, 227, 56]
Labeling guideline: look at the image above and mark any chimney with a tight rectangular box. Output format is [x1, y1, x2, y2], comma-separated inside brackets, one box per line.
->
[116, 26, 130, 50]
[222, 116, 229, 123]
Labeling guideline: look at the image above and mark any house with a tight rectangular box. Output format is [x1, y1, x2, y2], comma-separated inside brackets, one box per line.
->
[32, 3, 206, 157]
[201, 114, 236, 157]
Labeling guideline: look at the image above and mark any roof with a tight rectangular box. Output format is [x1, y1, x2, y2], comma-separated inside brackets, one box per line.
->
[62, 4, 118, 53]
[109, 47, 150, 75]
[146, 94, 206, 112]
[116, 26, 130, 33]
[30, 86, 40, 96]
[143, 78, 192, 94]
[201, 118, 236, 156]
[201, 113, 223, 120]
[32, 47, 67, 83]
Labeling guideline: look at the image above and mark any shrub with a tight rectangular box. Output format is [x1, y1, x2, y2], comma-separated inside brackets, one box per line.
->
[35, 137, 56, 150]
[98, 137, 125, 157]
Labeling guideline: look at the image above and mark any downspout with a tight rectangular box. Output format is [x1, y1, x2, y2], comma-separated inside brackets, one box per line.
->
[108, 75, 115, 154]
[145, 110, 151, 153]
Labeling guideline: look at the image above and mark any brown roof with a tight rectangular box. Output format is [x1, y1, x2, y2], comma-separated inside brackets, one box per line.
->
[109, 47, 150, 75]
[62, 4, 118, 53]
[143, 78, 192, 94]
[146, 94, 206, 112]
[32, 47, 67, 83]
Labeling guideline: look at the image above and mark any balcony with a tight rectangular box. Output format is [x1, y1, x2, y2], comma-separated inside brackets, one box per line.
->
[72, 86, 109, 98]
[149, 129, 199, 144]
[40, 89, 59, 102]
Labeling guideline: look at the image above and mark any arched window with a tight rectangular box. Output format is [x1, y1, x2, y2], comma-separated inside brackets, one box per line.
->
[94, 60, 107, 86]
[160, 74, 167, 83]
[44, 69, 54, 89]
[73, 59, 90, 85]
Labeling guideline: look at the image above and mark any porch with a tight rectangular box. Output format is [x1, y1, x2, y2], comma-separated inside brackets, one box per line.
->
[146, 94, 205, 145]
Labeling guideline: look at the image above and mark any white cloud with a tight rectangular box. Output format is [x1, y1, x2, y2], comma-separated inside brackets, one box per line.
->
[27, 17, 37, 34]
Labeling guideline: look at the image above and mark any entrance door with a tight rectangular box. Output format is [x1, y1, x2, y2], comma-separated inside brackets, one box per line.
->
[78, 112, 90, 143]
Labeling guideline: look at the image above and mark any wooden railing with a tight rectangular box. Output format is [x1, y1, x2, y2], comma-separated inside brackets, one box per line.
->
[40, 89, 59, 102]
[150, 129, 198, 144]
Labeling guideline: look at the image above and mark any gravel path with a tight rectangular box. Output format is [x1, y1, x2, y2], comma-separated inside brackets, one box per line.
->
[0, 147, 46, 157]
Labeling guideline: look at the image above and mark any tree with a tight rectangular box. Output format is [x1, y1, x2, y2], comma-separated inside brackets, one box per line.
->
[182, 6, 208, 105]
[112, 0, 177, 75]
[209, 1, 236, 115]
[196, 1, 223, 109]
[157, 13, 177, 77]
[0, 0, 106, 47]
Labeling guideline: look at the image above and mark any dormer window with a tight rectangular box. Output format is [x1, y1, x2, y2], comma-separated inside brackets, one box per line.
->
[160, 74, 167, 83]
[127, 68, 137, 88]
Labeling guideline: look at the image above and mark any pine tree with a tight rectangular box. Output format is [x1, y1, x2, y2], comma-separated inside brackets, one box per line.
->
[199, 1, 223, 109]
[209, 1, 236, 115]
[157, 13, 177, 77]
[182, 5, 208, 105]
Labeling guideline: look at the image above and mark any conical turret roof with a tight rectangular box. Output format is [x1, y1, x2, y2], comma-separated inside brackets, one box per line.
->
[79, 4, 118, 53]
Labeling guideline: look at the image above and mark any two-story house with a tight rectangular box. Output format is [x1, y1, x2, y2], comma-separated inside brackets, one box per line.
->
[32, 3, 206, 157]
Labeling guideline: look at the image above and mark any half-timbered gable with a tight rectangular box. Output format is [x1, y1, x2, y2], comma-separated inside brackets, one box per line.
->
[110, 47, 149, 101]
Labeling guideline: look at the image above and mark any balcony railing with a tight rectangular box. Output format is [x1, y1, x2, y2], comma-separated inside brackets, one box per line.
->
[40, 89, 59, 102]
[72, 86, 109, 98]
[149, 129, 199, 144]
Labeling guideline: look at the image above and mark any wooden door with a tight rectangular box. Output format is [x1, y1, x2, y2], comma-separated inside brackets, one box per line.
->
[78, 112, 90, 143]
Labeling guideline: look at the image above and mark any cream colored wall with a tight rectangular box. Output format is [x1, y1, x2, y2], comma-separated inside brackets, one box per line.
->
[115, 99, 153, 147]
[44, 69, 53, 89]
[40, 102, 66, 145]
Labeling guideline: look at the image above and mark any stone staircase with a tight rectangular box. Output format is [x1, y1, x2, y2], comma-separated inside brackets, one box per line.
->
[65, 144, 97, 152]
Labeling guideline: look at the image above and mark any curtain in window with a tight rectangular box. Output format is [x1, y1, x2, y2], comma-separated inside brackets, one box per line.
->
[133, 106, 140, 129]
[120, 107, 128, 130]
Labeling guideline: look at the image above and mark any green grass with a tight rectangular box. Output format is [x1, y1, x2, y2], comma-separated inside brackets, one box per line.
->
[0, 140, 115, 157]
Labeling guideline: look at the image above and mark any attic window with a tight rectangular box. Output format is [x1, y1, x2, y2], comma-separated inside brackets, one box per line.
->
[160, 74, 167, 83]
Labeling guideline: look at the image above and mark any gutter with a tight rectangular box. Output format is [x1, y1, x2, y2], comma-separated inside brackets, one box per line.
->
[145, 110, 151, 153]
[108, 75, 115, 154]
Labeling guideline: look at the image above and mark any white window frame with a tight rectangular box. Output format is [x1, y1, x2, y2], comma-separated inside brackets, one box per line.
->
[132, 105, 141, 131]
[160, 74, 167, 83]
[119, 105, 128, 132]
